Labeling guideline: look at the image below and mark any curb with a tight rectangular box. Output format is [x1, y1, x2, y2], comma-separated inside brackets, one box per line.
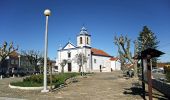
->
[9, 84, 54, 90]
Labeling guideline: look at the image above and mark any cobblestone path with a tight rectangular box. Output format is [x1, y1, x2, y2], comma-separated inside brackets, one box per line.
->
[0, 71, 167, 100]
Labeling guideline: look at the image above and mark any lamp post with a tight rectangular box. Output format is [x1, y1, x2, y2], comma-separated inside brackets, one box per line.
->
[41, 9, 51, 93]
[18, 55, 21, 68]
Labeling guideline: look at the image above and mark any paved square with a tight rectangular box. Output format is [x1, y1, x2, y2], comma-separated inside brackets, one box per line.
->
[0, 71, 167, 100]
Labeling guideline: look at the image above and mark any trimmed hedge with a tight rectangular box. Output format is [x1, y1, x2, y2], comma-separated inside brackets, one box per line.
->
[10, 73, 79, 87]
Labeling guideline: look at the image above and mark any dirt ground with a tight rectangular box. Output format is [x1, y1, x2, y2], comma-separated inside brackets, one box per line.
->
[0, 71, 168, 100]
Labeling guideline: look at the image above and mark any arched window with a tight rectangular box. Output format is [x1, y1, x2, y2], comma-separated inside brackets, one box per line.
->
[68, 52, 71, 58]
[87, 37, 89, 44]
[80, 37, 82, 44]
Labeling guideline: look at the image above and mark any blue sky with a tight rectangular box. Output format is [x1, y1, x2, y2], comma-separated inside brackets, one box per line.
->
[0, 0, 170, 62]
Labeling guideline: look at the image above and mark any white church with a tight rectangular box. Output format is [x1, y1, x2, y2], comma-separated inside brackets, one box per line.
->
[55, 27, 120, 72]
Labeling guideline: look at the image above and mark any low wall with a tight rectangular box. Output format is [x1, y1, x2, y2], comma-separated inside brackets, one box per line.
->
[152, 79, 170, 98]
[9, 84, 55, 90]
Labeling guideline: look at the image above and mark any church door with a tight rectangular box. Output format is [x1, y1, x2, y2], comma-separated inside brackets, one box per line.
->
[100, 65, 102, 72]
[68, 63, 72, 72]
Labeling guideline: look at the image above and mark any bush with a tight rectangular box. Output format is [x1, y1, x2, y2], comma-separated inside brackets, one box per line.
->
[10, 81, 42, 87]
[10, 73, 80, 87]
[23, 74, 59, 84]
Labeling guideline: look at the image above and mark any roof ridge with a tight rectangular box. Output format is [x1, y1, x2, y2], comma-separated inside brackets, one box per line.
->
[91, 48, 111, 57]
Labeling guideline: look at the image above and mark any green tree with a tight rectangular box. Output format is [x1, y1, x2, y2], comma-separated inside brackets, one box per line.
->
[138, 26, 159, 66]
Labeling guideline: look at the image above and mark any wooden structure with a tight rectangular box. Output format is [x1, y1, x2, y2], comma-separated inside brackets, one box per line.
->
[135, 48, 164, 100]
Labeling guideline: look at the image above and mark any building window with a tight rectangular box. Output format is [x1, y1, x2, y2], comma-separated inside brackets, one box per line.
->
[94, 59, 96, 63]
[11, 59, 14, 64]
[80, 37, 82, 44]
[55, 66, 58, 70]
[87, 37, 89, 44]
[68, 52, 71, 58]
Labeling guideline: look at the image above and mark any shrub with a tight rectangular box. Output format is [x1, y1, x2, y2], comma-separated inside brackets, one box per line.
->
[10, 73, 80, 87]
[23, 74, 59, 84]
[10, 81, 42, 87]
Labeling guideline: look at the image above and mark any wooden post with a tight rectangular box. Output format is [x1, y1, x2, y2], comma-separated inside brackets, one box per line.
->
[141, 48, 164, 100]
[147, 55, 152, 100]
[141, 58, 146, 99]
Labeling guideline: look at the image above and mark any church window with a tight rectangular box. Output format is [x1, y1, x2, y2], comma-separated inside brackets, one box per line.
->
[80, 37, 82, 44]
[55, 66, 58, 70]
[87, 37, 89, 44]
[94, 59, 96, 63]
[68, 52, 71, 58]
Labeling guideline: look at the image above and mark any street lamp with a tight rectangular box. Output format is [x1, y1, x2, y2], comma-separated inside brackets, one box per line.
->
[18, 55, 21, 68]
[41, 9, 51, 93]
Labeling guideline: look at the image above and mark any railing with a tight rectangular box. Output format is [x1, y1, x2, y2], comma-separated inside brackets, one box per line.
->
[152, 79, 170, 98]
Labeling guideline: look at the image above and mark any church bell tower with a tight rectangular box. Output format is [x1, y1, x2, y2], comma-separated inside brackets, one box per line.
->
[77, 26, 91, 47]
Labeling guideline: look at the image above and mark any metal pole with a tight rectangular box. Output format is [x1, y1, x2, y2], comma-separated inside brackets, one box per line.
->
[18, 55, 21, 68]
[42, 9, 51, 92]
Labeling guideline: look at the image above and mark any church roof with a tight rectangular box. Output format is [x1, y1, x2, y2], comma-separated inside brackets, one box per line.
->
[61, 41, 76, 50]
[110, 57, 118, 61]
[91, 48, 111, 57]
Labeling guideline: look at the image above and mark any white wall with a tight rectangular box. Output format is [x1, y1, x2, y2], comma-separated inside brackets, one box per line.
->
[92, 55, 111, 72]
[63, 43, 75, 49]
[77, 35, 91, 47]
[57, 48, 91, 72]
[111, 60, 121, 71]
[57, 49, 78, 72]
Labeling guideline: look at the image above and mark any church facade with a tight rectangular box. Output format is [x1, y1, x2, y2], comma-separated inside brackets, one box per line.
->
[55, 27, 120, 72]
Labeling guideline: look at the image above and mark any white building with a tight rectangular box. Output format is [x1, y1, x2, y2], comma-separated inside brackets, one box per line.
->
[55, 27, 120, 72]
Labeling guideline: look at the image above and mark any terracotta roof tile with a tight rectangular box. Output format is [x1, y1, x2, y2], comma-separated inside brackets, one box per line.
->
[110, 57, 118, 61]
[91, 48, 111, 57]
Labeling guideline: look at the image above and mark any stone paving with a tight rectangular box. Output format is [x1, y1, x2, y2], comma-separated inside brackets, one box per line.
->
[0, 71, 168, 100]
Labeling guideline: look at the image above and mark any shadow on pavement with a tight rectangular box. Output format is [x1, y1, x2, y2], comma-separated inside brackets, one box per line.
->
[123, 83, 169, 100]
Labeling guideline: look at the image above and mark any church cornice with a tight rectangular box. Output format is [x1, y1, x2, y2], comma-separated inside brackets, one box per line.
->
[92, 54, 113, 58]
[58, 46, 91, 52]
[77, 34, 91, 37]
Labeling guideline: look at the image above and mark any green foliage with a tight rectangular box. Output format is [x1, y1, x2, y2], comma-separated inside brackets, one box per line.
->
[10, 73, 80, 87]
[10, 81, 42, 87]
[138, 26, 159, 66]
[138, 26, 159, 51]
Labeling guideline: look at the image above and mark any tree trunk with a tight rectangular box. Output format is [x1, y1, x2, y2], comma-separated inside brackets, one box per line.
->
[61, 66, 64, 73]
[49, 65, 52, 91]
[133, 61, 138, 77]
[79, 66, 81, 72]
